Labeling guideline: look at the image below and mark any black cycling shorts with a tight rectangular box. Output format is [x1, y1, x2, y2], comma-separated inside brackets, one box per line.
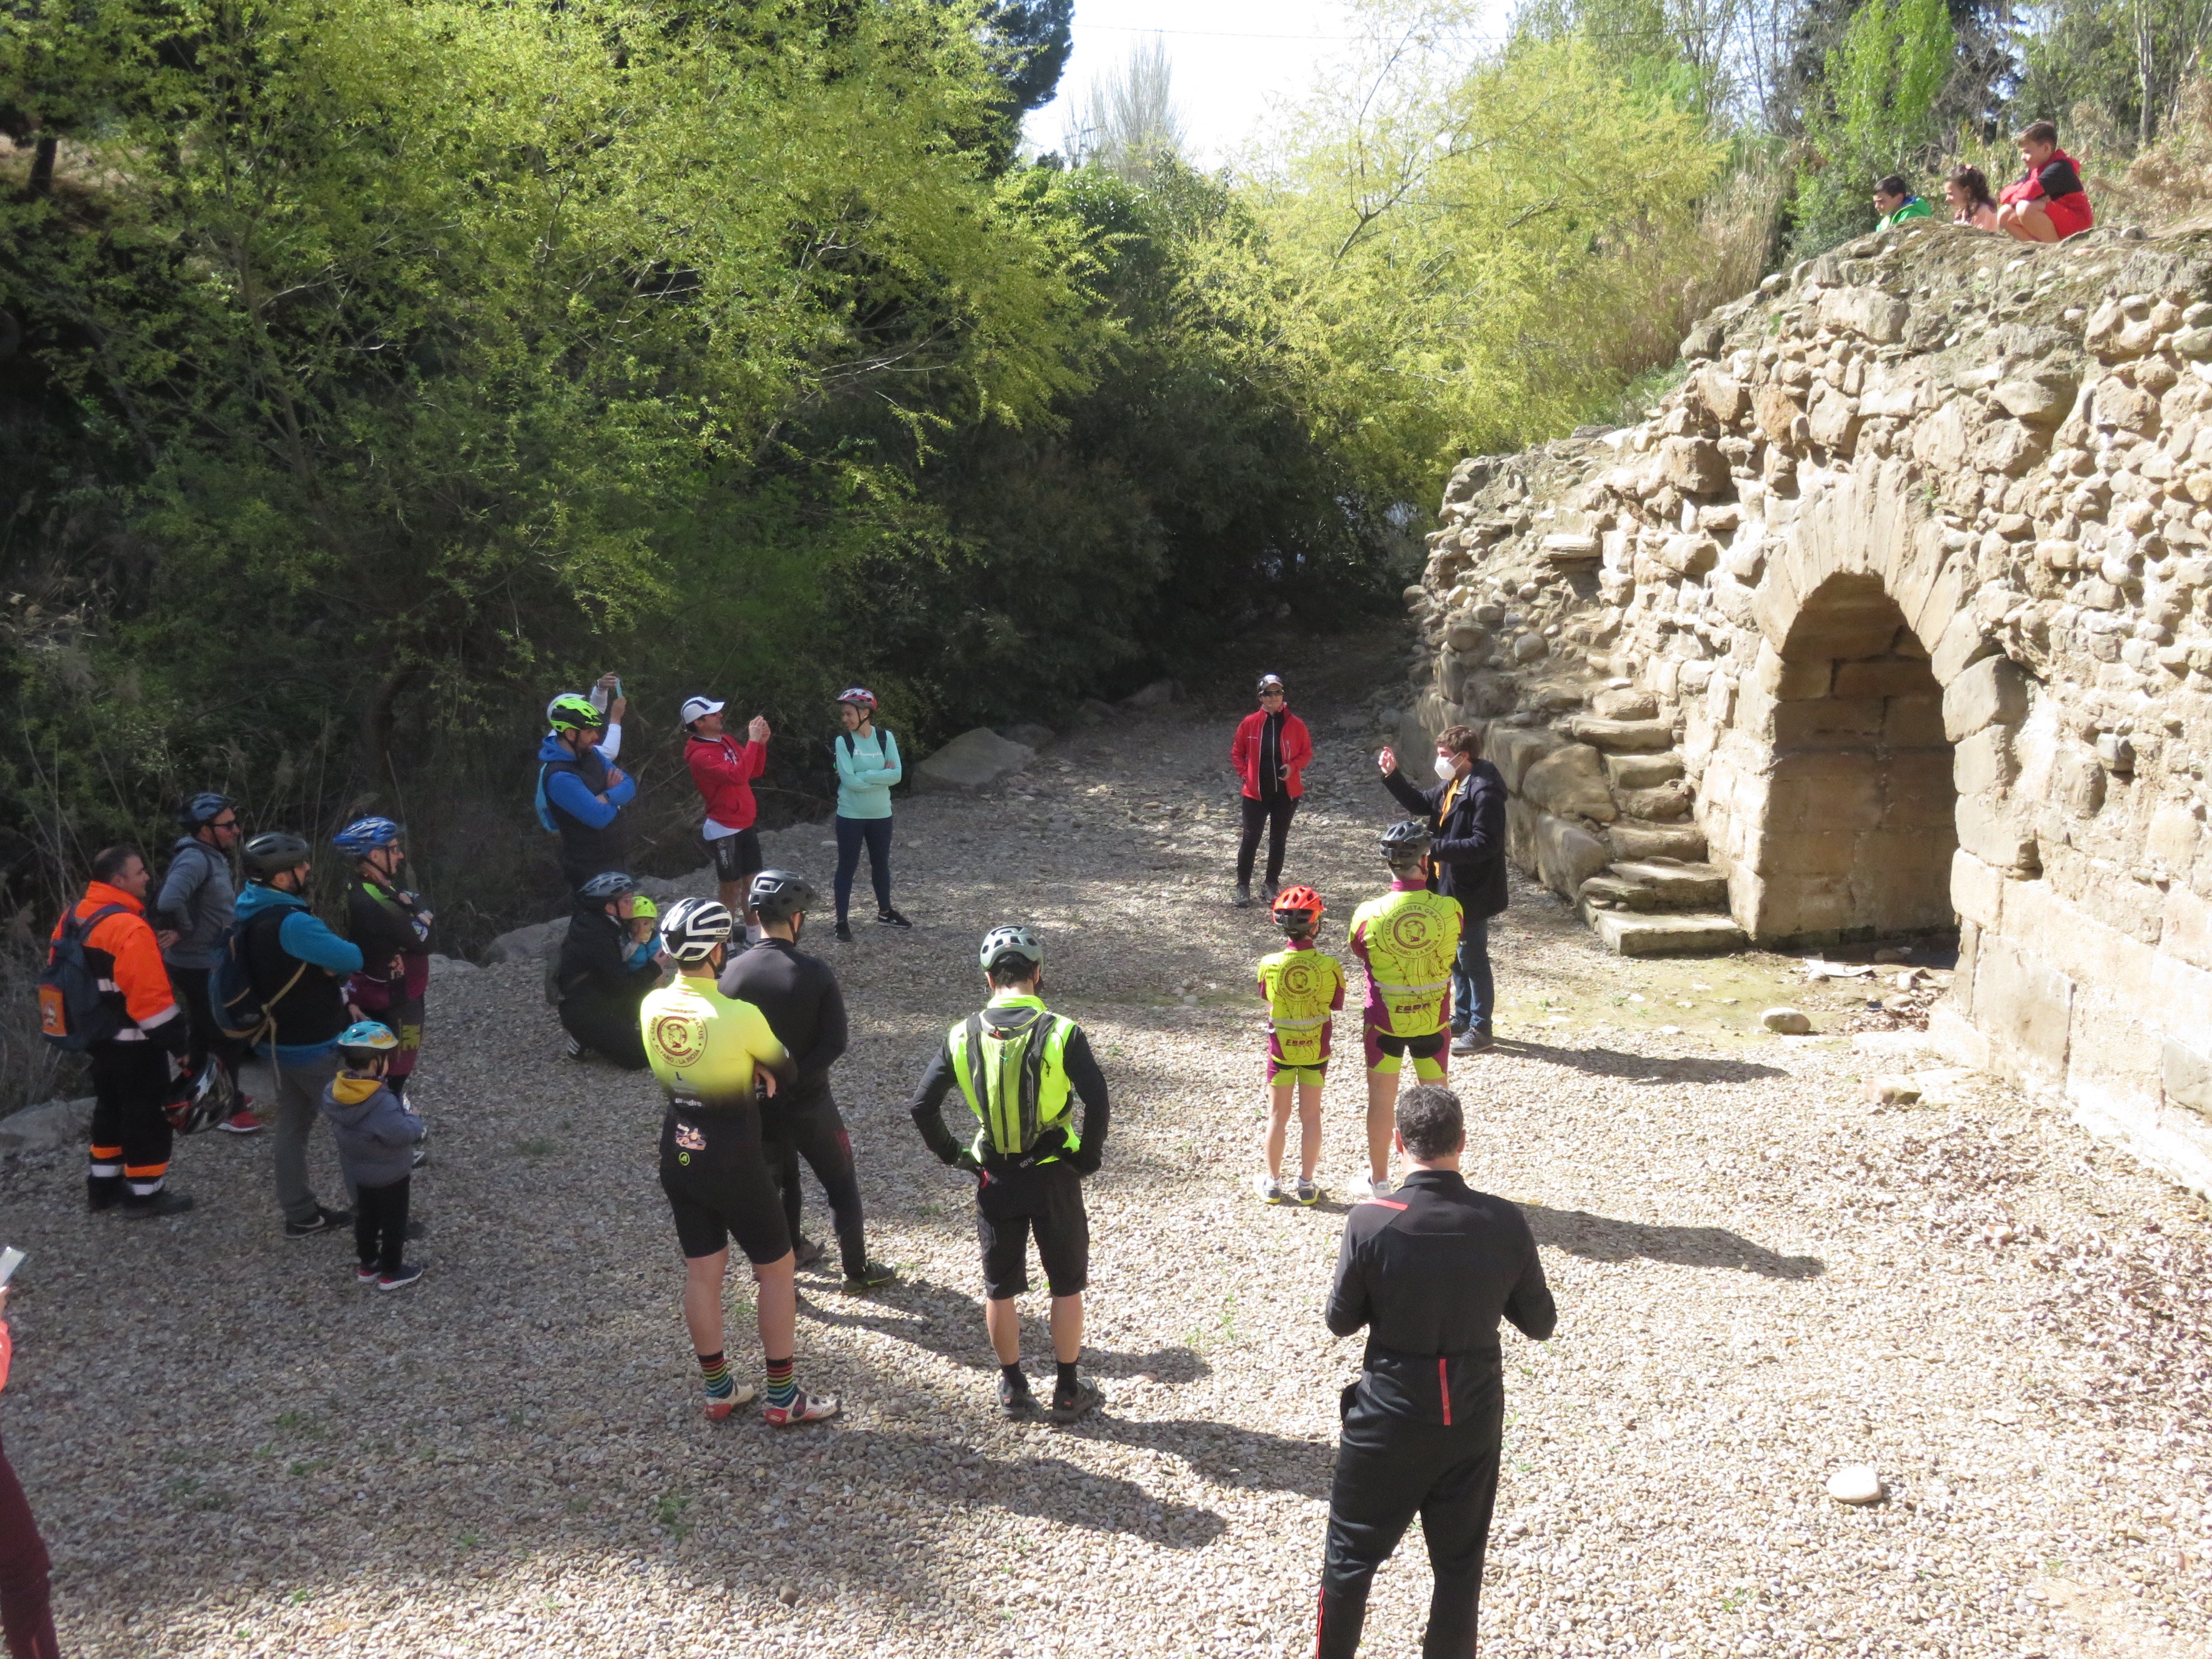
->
[974, 1161, 1089, 1299]
[707, 828, 763, 886]
[659, 1103, 791, 1265]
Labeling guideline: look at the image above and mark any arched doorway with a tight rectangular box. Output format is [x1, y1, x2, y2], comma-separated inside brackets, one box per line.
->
[1741, 572, 1958, 943]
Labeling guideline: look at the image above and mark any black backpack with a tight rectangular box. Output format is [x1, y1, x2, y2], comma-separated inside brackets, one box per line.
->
[837, 727, 894, 764]
[36, 904, 129, 1051]
[210, 907, 304, 1047]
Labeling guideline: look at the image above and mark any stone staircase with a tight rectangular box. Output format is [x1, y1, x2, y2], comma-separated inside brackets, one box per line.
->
[1575, 859, 1747, 957]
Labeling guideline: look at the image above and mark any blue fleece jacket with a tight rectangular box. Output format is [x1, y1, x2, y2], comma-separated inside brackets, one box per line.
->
[233, 883, 364, 1062]
[536, 731, 635, 830]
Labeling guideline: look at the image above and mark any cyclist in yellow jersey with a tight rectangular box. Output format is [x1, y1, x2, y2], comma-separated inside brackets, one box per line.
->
[1255, 884, 1343, 1205]
[641, 897, 836, 1427]
[1347, 821, 1463, 1198]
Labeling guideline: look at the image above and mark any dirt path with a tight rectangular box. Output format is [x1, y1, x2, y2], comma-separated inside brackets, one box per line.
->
[2, 634, 2207, 1659]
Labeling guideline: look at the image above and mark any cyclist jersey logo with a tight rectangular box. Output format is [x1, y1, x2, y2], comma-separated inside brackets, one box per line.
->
[1258, 944, 1344, 1069]
[674, 1121, 706, 1151]
[1381, 905, 1445, 959]
[649, 1009, 709, 1070]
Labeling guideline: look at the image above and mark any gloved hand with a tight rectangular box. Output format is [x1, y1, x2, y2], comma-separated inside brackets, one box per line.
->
[1066, 1145, 1102, 1176]
[953, 1150, 983, 1175]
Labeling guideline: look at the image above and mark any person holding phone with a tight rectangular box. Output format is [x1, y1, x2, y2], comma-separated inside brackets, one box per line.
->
[682, 696, 771, 919]
[536, 692, 634, 898]
[0, 1275, 61, 1659]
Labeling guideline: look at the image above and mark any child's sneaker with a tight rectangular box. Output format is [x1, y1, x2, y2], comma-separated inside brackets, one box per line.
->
[1294, 1178, 1320, 1206]
[763, 1390, 840, 1427]
[355, 1264, 381, 1285]
[377, 1264, 425, 1292]
[703, 1382, 759, 1421]
[1255, 1174, 1284, 1204]
[1353, 1174, 1395, 1200]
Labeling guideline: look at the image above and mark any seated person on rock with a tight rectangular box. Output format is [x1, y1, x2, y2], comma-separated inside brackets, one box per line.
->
[1996, 120, 2093, 244]
[1872, 174, 1933, 233]
[1945, 165, 2000, 232]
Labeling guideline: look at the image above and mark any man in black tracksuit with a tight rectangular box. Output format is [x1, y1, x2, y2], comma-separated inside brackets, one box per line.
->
[1378, 723, 1509, 1052]
[1316, 1082, 1555, 1658]
[717, 870, 894, 1292]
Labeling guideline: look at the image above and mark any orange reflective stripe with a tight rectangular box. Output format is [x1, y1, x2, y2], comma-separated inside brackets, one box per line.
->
[124, 1161, 169, 1179]
[90, 1143, 124, 1159]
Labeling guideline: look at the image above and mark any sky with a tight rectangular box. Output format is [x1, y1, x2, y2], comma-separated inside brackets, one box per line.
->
[1023, 0, 1518, 170]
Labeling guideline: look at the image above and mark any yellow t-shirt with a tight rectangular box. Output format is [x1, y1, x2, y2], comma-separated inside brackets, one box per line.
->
[640, 974, 788, 1109]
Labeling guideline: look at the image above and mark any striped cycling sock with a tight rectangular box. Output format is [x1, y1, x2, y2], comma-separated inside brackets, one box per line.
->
[765, 1356, 797, 1411]
[698, 1351, 732, 1402]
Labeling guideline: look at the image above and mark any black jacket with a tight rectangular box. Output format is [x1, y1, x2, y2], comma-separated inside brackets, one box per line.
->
[718, 938, 846, 1114]
[554, 908, 657, 1020]
[1327, 1169, 1556, 1426]
[1383, 758, 1509, 920]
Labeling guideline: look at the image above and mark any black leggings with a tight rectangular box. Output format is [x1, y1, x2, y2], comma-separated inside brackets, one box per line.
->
[771, 1096, 868, 1278]
[833, 815, 894, 923]
[1237, 794, 1298, 888]
[355, 1176, 412, 1276]
[558, 996, 649, 1070]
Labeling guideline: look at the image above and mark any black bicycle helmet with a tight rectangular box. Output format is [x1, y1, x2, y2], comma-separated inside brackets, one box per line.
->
[578, 870, 637, 903]
[1379, 819, 1433, 863]
[748, 868, 819, 925]
[243, 831, 312, 879]
[176, 791, 235, 828]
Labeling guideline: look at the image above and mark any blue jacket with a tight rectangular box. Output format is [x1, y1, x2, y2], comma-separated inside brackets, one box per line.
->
[234, 883, 365, 1062]
[535, 731, 634, 831]
[320, 1070, 424, 1188]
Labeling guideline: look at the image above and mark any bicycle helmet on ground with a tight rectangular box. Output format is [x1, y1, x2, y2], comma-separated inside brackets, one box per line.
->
[578, 871, 637, 903]
[178, 1055, 240, 1135]
[979, 924, 1043, 975]
[546, 692, 605, 734]
[1380, 819, 1433, 864]
[336, 1021, 398, 1065]
[749, 869, 819, 925]
[660, 896, 734, 963]
[243, 831, 313, 878]
[836, 686, 876, 709]
[176, 791, 235, 828]
[333, 817, 402, 856]
[1272, 884, 1324, 931]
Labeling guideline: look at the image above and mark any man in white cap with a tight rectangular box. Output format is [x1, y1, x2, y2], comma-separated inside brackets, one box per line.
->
[684, 696, 773, 917]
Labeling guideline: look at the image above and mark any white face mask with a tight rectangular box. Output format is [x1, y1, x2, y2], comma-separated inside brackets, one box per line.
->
[1433, 754, 1458, 782]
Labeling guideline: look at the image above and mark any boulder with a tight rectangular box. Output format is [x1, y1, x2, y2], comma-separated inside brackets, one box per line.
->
[1489, 725, 1566, 793]
[913, 727, 1036, 793]
[1593, 686, 1658, 720]
[1000, 723, 1056, 750]
[1761, 1007, 1812, 1034]
[1121, 680, 1181, 708]
[1941, 655, 2029, 740]
[0, 1096, 94, 1157]
[1817, 287, 1909, 344]
[425, 954, 479, 980]
[1520, 743, 1618, 822]
[483, 915, 569, 965]
[1658, 436, 1728, 496]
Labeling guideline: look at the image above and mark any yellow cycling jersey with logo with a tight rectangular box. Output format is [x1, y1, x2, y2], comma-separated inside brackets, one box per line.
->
[1349, 885, 1464, 1037]
[1256, 943, 1345, 1069]
[640, 976, 789, 1109]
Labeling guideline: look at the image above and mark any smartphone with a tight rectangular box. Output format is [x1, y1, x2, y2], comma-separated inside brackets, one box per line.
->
[0, 1246, 24, 1289]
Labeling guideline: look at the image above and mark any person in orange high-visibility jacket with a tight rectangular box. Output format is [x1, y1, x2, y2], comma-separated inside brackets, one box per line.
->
[50, 846, 195, 1218]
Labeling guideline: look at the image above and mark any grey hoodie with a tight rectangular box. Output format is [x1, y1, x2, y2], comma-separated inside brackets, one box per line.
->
[320, 1071, 424, 1188]
[155, 836, 237, 971]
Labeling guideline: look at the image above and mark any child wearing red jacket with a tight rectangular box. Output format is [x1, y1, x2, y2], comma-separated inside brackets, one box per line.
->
[1997, 119, 2094, 244]
[1230, 673, 1315, 910]
[683, 695, 771, 917]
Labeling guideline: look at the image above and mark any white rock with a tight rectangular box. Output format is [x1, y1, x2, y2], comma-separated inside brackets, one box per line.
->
[1826, 1464, 1885, 1505]
[425, 954, 480, 979]
[1761, 1007, 1812, 1034]
[0, 1096, 94, 1156]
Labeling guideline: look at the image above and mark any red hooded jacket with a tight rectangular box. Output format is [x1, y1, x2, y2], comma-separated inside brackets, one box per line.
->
[686, 731, 767, 831]
[1232, 709, 1314, 800]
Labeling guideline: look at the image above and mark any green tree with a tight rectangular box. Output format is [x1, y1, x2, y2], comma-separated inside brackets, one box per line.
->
[1790, 0, 1957, 252]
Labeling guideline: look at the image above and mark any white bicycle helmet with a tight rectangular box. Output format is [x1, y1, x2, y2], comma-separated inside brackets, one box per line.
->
[659, 896, 734, 963]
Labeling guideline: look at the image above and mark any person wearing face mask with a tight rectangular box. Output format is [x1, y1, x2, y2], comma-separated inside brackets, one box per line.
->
[1376, 725, 1509, 1054]
[1230, 673, 1315, 910]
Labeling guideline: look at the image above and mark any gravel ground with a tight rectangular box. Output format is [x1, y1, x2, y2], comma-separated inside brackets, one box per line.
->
[2, 632, 2208, 1658]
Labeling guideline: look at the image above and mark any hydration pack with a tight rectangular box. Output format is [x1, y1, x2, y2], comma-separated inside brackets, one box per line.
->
[210, 908, 304, 1047]
[36, 904, 128, 1051]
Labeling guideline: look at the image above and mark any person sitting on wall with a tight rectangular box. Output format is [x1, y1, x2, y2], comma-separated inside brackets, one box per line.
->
[1996, 121, 2094, 244]
[1872, 175, 1933, 233]
[1944, 165, 2000, 232]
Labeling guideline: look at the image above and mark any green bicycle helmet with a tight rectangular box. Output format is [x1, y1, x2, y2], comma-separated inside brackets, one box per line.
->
[546, 692, 605, 734]
[979, 924, 1043, 974]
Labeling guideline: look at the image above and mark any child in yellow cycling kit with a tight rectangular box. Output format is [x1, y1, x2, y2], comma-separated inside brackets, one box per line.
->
[1255, 885, 1342, 1205]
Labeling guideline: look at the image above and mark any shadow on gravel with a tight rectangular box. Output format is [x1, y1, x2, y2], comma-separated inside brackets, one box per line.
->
[1490, 1038, 1788, 1085]
[1073, 1416, 1335, 1500]
[1523, 1204, 1825, 1279]
[804, 1280, 1213, 1384]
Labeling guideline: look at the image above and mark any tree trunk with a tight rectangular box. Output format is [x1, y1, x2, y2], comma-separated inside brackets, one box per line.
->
[27, 136, 56, 197]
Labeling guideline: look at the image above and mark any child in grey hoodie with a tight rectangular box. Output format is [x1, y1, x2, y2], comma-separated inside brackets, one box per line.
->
[320, 1021, 426, 1290]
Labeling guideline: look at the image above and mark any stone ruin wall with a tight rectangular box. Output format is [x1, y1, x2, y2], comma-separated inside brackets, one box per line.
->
[1396, 220, 2212, 1196]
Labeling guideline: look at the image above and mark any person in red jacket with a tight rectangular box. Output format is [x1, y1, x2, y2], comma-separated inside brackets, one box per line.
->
[0, 1284, 61, 1659]
[1997, 119, 2094, 243]
[683, 695, 772, 917]
[1230, 672, 1315, 910]
[48, 846, 195, 1218]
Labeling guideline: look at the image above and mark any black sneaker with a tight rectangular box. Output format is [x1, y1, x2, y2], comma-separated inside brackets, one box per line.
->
[834, 922, 853, 944]
[791, 1236, 826, 1270]
[876, 908, 912, 928]
[120, 1189, 195, 1221]
[999, 1375, 1039, 1417]
[284, 1205, 351, 1239]
[1048, 1378, 1103, 1424]
[843, 1260, 898, 1292]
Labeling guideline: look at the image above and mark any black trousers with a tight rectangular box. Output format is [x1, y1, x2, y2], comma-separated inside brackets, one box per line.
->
[88, 1042, 174, 1198]
[355, 1176, 412, 1275]
[169, 963, 247, 1078]
[558, 996, 649, 1070]
[771, 1094, 868, 1278]
[1236, 794, 1297, 888]
[1316, 1388, 1504, 1659]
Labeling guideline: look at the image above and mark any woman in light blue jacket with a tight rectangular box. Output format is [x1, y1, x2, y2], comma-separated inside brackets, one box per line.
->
[831, 687, 908, 943]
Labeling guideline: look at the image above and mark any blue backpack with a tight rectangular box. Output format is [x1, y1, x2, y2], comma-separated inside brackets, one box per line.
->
[36, 904, 128, 1051]
[209, 907, 303, 1047]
